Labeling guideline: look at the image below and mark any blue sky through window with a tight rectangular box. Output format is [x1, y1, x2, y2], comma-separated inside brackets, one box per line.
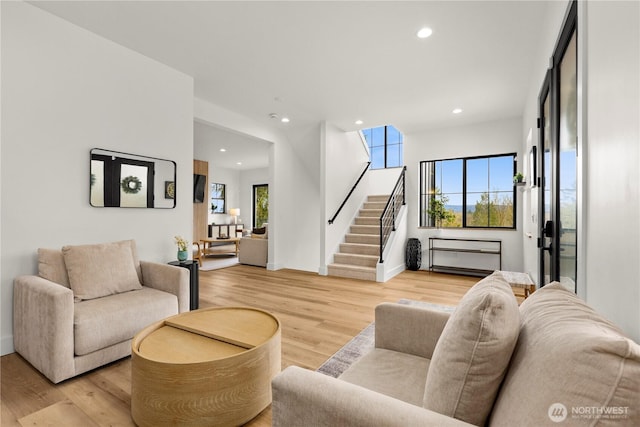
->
[421, 153, 516, 228]
[362, 125, 403, 169]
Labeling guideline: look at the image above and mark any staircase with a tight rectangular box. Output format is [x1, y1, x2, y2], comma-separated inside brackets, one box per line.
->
[327, 195, 388, 281]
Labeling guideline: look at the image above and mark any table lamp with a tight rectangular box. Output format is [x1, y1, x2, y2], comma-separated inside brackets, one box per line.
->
[230, 208, 240, 224]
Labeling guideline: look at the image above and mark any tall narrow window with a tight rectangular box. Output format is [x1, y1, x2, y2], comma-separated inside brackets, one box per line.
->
[210, 183, 226, 213]
[361, 125, 404, 169]
[253, 184, 268, 228]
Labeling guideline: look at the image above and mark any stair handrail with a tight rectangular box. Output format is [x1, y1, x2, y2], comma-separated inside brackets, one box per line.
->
[379, 166, 407, 263]
[328, 161, 371, 225]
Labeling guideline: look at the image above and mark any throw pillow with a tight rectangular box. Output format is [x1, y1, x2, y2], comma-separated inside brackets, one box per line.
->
[62, 240, 142, 301]
[423, 271, 520, 426]
[38, 248, 70, 288]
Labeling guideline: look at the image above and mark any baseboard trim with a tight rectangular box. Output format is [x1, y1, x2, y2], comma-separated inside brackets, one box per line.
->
[318, 265, 328, 276]
[1, 334, 15, 356]
[378, 263, 406, 282]
[267, 262, 284, 271]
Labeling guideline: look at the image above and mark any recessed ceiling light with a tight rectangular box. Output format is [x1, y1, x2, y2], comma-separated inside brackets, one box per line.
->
[452, 108, 463, 114]
[355, 120, 363, 125]
[220, 148, 226, 152]
[281, 116, 290, 123]
[236, 162, 242, 165]
[417, 27, 433, 39]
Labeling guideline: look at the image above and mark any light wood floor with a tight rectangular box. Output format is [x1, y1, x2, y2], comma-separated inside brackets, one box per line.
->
[1, 266, 522, 426]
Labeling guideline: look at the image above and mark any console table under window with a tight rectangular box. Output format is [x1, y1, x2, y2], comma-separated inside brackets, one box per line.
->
[208, 224, 244, 239]
[428, 237, 501, 276]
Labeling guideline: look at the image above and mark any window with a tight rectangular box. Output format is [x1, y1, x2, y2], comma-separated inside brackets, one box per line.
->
[420, 153, 516, 228]
[210, 183, 226, 213]
[361, 125, 403, 169]
[253, 184, 268, 228]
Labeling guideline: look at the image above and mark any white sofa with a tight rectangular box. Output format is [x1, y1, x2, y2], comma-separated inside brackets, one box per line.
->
[272, 272, 640, 426]
[13, 240, 189, 383]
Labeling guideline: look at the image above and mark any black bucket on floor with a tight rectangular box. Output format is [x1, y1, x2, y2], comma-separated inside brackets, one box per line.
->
[405, 238, 422, 271]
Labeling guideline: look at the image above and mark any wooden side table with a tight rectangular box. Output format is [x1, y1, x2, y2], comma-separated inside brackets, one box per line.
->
[168, 260, 199, 310]
[499, 271, 535, 298]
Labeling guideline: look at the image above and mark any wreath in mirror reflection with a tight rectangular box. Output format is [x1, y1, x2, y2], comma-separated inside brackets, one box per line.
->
[121, 176, 142, 194]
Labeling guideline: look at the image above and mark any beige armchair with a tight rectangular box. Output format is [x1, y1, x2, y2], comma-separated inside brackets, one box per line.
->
[238, 237, 268, 267]
[272, 273, 640, 426]
[239, 224, 268, 267]
[13, 240, 189, 383]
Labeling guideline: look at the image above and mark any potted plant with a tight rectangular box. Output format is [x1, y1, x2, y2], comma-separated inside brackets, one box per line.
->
[513, 172, 524, 184]
[427, 190, 455, 228]
[174, 235, 189, 262]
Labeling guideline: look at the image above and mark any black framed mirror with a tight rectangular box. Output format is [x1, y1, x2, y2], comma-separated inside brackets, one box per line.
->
[90, 148, 176, 208]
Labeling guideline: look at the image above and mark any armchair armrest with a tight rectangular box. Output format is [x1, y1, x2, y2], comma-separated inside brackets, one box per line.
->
[13, 275, 75, 383]
[375, 303, 451, 359]
[272, 366, 474, 427]
[140, 261, 189, 313]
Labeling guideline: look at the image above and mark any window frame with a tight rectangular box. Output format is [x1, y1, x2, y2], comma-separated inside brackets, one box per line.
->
[210, 183, 226, 213]
[252, 183, 269, 228]
[419, 153, 517, 229]
[362, 125, 404, 169]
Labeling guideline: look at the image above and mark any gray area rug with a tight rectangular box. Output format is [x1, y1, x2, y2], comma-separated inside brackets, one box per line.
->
[199, 254, 239, 271]
[317, 299, 455, 378]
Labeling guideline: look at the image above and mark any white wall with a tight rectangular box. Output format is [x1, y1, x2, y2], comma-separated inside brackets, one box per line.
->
[0, 2, 194, 355]
[321, 123, 370, 272]
[240, 167, 269, 228]
[404, 117, 524, 272]
[582, 0, 640, 341]
[369, 167, 406, 196]
[519, 0, 640, 342]
[271, 124, 321, 271]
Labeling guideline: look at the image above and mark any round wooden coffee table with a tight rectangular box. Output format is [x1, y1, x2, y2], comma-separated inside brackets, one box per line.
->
[130, 307, 281, 427]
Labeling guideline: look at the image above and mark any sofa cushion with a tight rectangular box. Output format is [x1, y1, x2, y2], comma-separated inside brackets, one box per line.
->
[339, 348, 430, 407]
[62, 240, 142, 301]
[74, 286, 178, 356]
[38, 248, 70, 288]
[423, 271, 520, 426]
[489, 282, 640, 426]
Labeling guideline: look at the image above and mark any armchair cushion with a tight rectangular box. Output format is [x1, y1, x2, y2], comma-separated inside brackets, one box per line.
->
[62, 240, 142, 301]
[74, 286, 178, 356]
[423, 271, 520, 426]
[339, 348, 430, 406]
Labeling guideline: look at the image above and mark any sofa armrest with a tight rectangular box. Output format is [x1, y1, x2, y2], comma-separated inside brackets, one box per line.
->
[13, 275, 75, 383]
[272, 366, 474, 427]
[375, 303, 451, 359]
[140, 261, 189, 313]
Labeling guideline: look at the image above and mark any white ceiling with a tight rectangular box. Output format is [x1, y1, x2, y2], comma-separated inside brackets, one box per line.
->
[194, 120, 271, 170]
[30, 0, 550, 167]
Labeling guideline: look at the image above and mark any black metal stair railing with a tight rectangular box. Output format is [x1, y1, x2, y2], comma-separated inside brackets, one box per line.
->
[328, 162, 371, 225]
[379, 166, 407, 263]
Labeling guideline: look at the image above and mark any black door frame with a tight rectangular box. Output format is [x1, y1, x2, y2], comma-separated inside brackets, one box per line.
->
[537, 0, 577, 289]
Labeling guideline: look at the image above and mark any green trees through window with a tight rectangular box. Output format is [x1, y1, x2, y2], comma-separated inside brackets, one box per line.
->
[211, 183, 226, 213]
[253, 184, 268, 228]
[420, 153, 516, 228]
